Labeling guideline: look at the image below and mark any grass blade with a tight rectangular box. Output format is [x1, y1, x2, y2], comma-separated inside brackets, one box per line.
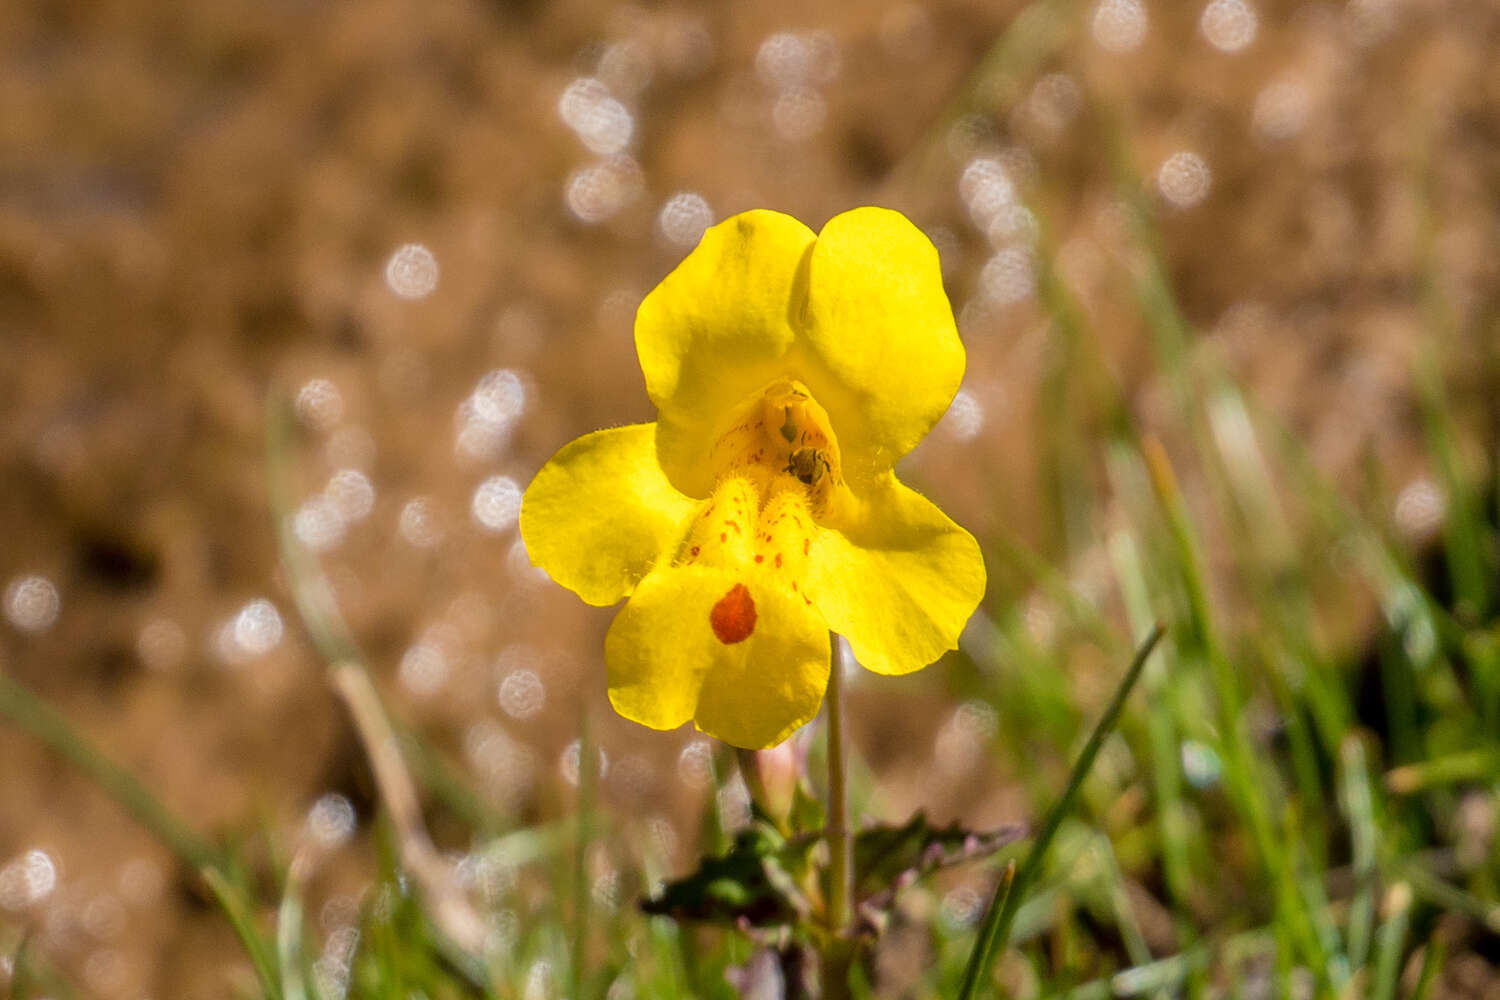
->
[277, 859, 315, 1000]
[571, 710, 597, 1000]
[0, 656, 288, 999]
[8, 933, 83, 1000]
[1370, 884, 1413, 1000]
[1339, 736, 1379, 971]
[1410, 931, 1447, 1000]
[266, 390, 490, 965]
[203, 867, 284, 1000]
[956, 622, 1164, 1000]
[1107, 526, 1196, 935]
[1142, 438, 1331, 982]
[0, 670, 221, 874]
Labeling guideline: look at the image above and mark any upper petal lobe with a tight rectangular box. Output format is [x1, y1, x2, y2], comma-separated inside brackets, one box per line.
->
[801, 207, 966, 478]
[635, 210, 817, 497]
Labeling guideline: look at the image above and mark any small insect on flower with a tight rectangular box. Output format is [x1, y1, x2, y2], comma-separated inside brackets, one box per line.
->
[784, 448, 830, 486]
[520, 207, 985, 748]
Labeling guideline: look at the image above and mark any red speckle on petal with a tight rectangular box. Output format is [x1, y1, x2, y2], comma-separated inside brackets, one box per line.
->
[710, 583, 756, 644]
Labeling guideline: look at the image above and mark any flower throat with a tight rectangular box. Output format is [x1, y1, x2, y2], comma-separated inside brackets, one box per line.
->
[678, 380, 852, 636]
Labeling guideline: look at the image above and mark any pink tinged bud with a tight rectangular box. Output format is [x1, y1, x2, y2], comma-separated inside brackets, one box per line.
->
[737, 736, 806, 829]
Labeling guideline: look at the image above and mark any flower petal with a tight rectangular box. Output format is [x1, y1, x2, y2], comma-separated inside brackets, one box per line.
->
[605, 564, 830, 748]
[808, 473, 985, 676]
[693, 603, 830, 749]
[801, 207, 964, 478]
[635, 210, 817, 498]
[520, 424, 697, 606]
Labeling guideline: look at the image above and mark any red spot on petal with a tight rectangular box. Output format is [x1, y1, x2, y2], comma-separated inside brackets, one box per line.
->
[803, 538, 810, 556]
[710, 583, 756, 644]
[774, 553, 783, 569]
[754, 554, 764, 563]
[690, 546, 700, 557]
[720, 531, 727, 542]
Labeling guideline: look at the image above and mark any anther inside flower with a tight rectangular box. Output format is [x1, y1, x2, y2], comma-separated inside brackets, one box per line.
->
[521, 207, 986, 749]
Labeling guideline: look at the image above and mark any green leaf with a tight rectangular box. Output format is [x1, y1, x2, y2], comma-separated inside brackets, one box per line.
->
[642, 814, 1023, 936]
[642, 826, 811, 928]
[853, 813, 1025, 938]
[855, 813, 1025, 906]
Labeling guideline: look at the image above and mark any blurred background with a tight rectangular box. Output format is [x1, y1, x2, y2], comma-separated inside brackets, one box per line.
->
[3, 0, 1500, 996]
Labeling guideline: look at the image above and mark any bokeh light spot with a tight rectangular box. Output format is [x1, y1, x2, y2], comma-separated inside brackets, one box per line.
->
[325, 468, 375, 523]
[1156, 150, 1212, 208]
[755, 32, 815, 89]
[472, 476, 522, 534]
[598, 40, 655, 98]
[1253, 77, 1310, 144]
[293, 495, 347, 552]
[295, 379, 344, 432]
[230, 598, 284, 660]
[959, 157, 1016, 231]
[771, 87, 827, 142]
[979, 248, 1036, 305]
[657, 192, 714, 247]
[676, 740, 715, 789]
[1199, 0, 1257, 52]
[939, 389, 985, 442]
[0, 849, 57, 911]
[565, 156, 644, 224]
[384, 244, 440, 300]
[1394, 478, 1445, 539]
[398, 497, 445, 548]
[1091, 0, 1148, 52]
[1025, 73, 1083, 136]
[498, 667, 545, 721]
[5, 575, 60, 633]
[307, 793, 358, 849]
[399, 640, 450, 696]
[558, 77, 635, 155]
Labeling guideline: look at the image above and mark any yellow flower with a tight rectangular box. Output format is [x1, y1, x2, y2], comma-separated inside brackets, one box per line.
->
[520, 207, 986, 749]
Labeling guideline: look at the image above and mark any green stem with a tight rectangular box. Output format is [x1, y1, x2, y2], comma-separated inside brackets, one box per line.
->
[822, 635, 854, 1000]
